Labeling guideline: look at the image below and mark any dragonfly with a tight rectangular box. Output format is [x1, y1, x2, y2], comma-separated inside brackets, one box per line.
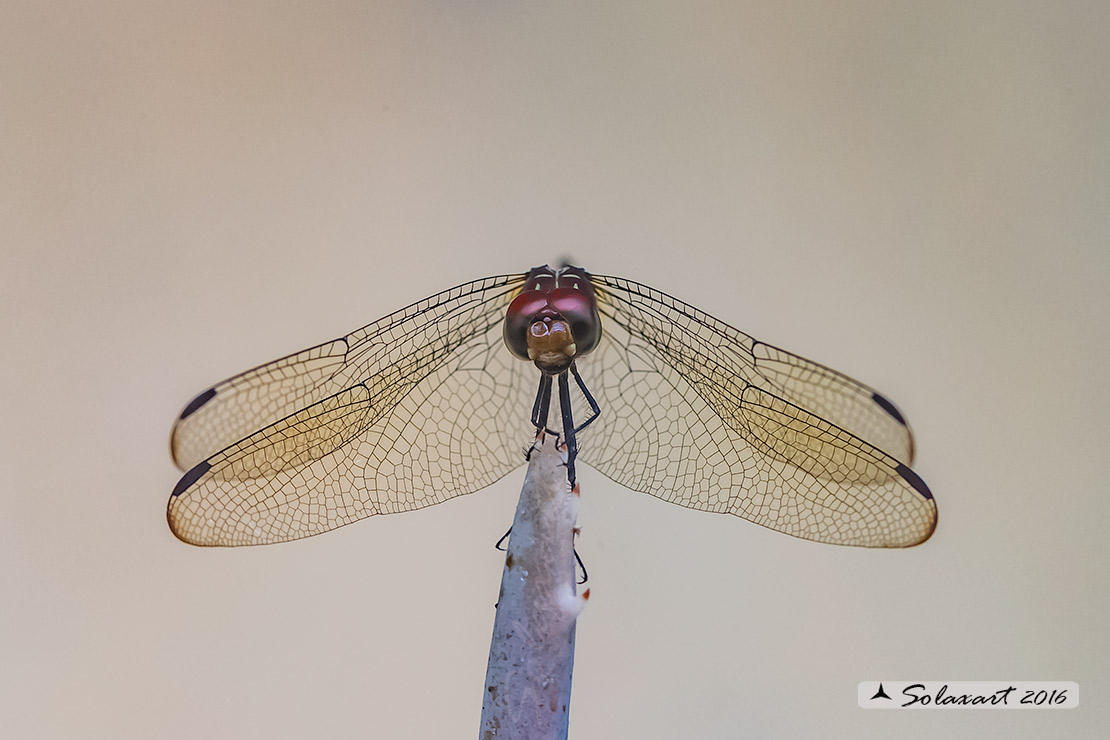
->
[168, 264, 936, 549]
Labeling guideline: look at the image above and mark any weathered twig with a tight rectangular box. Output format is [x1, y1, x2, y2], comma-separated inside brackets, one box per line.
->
[479, 433, 589, 740]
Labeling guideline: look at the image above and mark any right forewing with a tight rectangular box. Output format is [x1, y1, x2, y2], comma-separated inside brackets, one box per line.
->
[167, 274, 537, 546]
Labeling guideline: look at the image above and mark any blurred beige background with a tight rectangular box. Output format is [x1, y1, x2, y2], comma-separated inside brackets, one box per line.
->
[2, 2, 1107, 738]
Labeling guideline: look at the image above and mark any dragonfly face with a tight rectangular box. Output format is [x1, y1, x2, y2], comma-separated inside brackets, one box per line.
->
[503, 265, 602, 375]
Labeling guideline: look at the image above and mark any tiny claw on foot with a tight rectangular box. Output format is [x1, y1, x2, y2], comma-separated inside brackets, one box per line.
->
[524, 430, 547, 460]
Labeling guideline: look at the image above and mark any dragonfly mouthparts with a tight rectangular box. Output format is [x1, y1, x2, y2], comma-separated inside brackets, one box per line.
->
[526, 317, 577, 372]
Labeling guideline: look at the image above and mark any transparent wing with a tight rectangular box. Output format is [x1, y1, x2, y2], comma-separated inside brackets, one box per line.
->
[168, 274, 538, 546]
[171, 274, 527, 470]
[589, 275, 915, 463]
[577, 275, 935, 547]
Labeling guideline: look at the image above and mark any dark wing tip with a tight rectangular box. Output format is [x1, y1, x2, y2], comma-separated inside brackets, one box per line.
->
[171, 460, 211, 498]
[871, 391, 907, 426]
[893, 463, 937, 546]
[894, 462, 933, 501]
[179, 387, 217, 420]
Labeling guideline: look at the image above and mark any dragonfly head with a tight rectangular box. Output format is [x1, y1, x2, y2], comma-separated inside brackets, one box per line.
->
[505, 265, 602, 374]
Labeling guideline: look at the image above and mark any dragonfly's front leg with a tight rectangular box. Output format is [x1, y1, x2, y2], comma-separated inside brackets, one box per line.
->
[531, 374, 558, 435]
[569, 363, 601, 434]
[557, 371, 581, 486]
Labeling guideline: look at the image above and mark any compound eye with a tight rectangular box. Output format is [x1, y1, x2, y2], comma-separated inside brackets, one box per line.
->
[503, 291, 549, 360]
[548, 290, 601, 356]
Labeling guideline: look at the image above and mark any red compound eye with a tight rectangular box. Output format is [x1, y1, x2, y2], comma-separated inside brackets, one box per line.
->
[546, 288, 601, 356]
[504, 290, 549, 360]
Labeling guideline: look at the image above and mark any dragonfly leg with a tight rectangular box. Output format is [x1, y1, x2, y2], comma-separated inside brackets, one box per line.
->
[574, 546, 588, 585]
[531, 374, 559, 435]
[495, 526, 511, 551]
[569, 363, 601, 433]
[558, 371, 579, 485]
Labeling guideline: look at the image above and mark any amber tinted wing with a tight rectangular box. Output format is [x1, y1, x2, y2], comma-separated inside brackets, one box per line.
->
[168, 274, 537, 546]
[578, 274, 935, 547]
